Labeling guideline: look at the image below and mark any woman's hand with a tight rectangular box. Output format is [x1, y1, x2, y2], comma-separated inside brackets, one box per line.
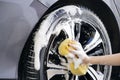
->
[68, 41, 89, 65]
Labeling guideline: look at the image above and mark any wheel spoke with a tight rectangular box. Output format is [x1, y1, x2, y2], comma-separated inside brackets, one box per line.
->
[84, 30, 103, 53]
[47, 69, 68, 79]
[47, 64, 68, 79]
[88, 67, 104, 80]
[57, 19, 75, 39]
[74, 23, 82, 41]
[53, 15, 82, 40]
[47, 61, 68, 70]
[89, 49, 103, 56]
[75, 76, 79, 80]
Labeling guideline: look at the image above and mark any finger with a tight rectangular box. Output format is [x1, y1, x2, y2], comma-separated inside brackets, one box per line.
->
[69, 43, 84, 51]
[65, 53, 75, 58]
[69, 49, 83, 55]
[73, 58, 82, 69]
[68, 49, 78, 54]
[68, 43, 80, 50]
[68, 50, 83, 59]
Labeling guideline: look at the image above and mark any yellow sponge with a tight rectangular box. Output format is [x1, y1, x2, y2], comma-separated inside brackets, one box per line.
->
[58, 39, 76, 56]
[58, 38, 88, 76]
[69, 62, 88, 75]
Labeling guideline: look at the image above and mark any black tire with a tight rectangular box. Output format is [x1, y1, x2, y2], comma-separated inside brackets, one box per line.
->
[18, 0, 120, 80]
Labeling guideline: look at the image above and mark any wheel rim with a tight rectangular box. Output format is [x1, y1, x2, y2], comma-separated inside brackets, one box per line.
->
[34, 5, 112, 80]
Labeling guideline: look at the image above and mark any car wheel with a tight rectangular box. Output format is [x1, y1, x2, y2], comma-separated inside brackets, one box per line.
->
[18, 1, 120, 80]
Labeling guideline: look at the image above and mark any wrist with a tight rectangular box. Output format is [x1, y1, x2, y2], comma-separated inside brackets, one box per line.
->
[83, 56, 90, 64]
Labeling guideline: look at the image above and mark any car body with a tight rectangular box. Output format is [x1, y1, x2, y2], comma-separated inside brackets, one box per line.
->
[0, 0, 120, 80]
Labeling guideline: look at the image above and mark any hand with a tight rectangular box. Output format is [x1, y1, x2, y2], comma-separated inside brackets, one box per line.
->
[68, 41, 89, 65]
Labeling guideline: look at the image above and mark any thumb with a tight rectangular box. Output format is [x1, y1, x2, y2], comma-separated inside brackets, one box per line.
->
[73, 58, 82, 69]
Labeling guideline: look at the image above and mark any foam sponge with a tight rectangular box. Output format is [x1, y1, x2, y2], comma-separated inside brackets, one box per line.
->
[69, 62, 88, 75]
[58, 38, 88, 76]
[58, 39, 76, 56]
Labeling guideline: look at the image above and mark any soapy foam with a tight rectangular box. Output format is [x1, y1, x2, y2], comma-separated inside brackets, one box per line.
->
[33, 5, 83, 70]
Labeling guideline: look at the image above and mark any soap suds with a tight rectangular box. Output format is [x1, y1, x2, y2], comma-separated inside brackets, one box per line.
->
[33, 5, 83, 70]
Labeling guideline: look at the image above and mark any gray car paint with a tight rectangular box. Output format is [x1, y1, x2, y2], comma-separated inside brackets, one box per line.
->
[0, 0, 47, 78]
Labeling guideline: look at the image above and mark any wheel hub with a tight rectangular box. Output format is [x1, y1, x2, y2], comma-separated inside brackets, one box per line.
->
[44, 19, 106, 80]
[33, 5, 111, 80]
